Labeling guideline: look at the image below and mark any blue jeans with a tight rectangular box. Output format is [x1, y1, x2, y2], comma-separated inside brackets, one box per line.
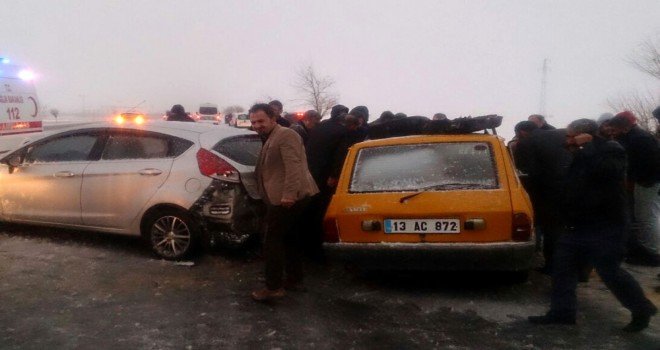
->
[550, 225, 654, 317]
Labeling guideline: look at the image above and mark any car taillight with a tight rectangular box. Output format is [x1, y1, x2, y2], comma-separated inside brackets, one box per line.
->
[196, 148, 240, 182]
[512, 213, 532, 241]
[323, 218, 339, 243]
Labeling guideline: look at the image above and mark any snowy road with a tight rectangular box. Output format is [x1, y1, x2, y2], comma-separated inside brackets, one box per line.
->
[0, 226, 658, 349]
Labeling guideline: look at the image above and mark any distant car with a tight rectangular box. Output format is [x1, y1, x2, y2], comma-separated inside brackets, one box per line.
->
[195, 103, 222, 124]
[234, 113, 251, 128]
[114, 112, 146, 125]
[323, 131, 535, 280]
[0, 121, 264, 260]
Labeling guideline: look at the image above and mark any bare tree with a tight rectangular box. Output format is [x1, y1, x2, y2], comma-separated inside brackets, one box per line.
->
[223, 105, 244, 115]
[607, 33, 660, 134]
[628, 34, 660, 81]
[294, 65, 338, 117]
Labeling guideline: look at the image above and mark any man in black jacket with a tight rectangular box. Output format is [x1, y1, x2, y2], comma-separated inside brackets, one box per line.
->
[528, 119, 656, 332]
[609, 112, 660, 266]
[514, 128, 573, 275]
[302, 104, 349, 261]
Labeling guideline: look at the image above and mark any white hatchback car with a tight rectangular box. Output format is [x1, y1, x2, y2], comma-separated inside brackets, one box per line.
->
[0, 121, 264, 260]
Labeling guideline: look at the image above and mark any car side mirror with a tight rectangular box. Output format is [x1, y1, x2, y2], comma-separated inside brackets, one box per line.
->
[7, 155, 22, 167]
[5, 155, 23, 174]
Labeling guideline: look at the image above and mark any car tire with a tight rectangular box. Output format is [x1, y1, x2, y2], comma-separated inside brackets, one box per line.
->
[144, 208, 200, 260]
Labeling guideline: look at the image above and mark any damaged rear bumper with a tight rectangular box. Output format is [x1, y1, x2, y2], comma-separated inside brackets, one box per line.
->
[191, 179, 265, 248]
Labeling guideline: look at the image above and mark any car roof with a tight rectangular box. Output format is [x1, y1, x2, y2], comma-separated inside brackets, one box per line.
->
[29, 120, 257, 143]
[353, 133, 503, 149]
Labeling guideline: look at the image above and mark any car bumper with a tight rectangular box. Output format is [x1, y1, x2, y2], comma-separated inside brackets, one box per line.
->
[192, 180, 264, 247]
[323, 241, 535, 271]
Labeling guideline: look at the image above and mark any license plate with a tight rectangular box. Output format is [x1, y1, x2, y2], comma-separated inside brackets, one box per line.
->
[384, 219, 460, 234]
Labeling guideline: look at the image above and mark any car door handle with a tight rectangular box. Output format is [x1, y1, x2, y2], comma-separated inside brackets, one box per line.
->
[139, 168, 163, 176]
[53, 171, 75, 178]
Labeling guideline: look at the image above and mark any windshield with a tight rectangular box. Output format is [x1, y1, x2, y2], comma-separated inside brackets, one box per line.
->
[349, 142, 498, 193]
[199, 107, 218, 115]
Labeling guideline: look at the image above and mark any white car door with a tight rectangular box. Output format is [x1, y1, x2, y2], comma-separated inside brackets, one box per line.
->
[80, 131, 175, 230]
[0, 132, 99, 225]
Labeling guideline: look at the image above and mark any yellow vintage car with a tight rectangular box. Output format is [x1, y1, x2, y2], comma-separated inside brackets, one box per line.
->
[323, 132, 535, 279]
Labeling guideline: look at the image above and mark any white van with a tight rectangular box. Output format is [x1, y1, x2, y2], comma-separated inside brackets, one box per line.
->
[195, 103, 222, 124]
[0, 58, 42, 136]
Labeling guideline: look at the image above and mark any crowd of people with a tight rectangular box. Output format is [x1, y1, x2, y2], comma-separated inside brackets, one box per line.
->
[165, 99, 659, 332]
[509, 110, 659, 332]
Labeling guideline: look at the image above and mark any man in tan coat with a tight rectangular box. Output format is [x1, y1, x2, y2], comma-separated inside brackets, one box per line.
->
[249, 103, 319, 301]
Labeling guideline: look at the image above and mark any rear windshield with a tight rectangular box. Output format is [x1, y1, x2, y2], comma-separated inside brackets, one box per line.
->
[199, 107, 218, 115]
[349, 142, 498, 193]
[212, 134, 262, 166]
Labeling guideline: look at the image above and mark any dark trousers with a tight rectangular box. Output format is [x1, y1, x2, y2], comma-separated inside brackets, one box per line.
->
[300, 188, 333, 259]
[263, 197, 311, 290]
[550, 225, 654, 317]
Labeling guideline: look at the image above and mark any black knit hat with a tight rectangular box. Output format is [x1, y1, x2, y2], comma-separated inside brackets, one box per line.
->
[331, 104, 349, 120]
[349, 105, 369, 123]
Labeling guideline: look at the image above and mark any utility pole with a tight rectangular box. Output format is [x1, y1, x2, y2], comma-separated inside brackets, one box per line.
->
[539, 58, 549, 116]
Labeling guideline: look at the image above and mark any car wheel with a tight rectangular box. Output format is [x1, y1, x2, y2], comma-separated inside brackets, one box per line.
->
[145, 209, 200, 260]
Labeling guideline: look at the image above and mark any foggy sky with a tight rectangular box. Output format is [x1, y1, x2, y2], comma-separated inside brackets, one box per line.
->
[3, 0, 659, 140]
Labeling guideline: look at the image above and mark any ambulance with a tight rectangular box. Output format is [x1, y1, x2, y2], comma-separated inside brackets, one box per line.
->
[0, 58, 42, 136]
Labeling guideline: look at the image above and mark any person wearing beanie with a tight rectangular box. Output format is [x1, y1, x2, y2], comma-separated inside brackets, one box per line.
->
[529, 118, 657, 332]
[349, 105, 370, 125]
[330, 104, 349, 121]
[596, 113, 615, 140]
[614, 110, 637, 126]
[597, 113, 614, 126]
[528, 114, 555, 130]
[166, 104, 195, 122]
[609, 112, 660, 267]
[369, 110, 396, 126]
[346, 105, 370, 143]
